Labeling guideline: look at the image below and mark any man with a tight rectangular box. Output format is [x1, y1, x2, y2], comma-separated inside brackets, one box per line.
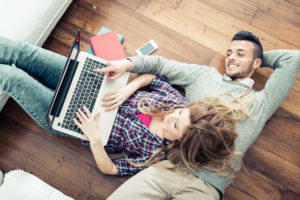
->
[97, 31, 300, 200]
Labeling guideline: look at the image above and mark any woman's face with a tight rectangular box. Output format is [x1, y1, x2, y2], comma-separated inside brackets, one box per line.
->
[163, 108, 191, 141]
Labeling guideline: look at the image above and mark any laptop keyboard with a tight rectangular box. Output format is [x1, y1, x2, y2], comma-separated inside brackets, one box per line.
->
[60, 58, 106, 134]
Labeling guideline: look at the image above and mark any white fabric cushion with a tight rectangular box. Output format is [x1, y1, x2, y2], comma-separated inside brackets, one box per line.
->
[0, 0, 72, 46]
[0, 170, 73, 200]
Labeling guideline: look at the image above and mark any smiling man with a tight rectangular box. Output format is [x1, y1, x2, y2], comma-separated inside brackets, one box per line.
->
[225, 33, 263, 81]
[100, 30, 300, 200]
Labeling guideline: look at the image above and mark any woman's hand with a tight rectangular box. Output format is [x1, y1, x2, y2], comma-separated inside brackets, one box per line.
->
[74, 106, 118, 175]
[73, 106, 101, 143]
[101, 74, 156, 112]
[101, 86, 133, 111]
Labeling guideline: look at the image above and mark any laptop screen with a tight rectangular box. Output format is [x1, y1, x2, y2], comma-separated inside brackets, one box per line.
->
[47, 30, 81, 123]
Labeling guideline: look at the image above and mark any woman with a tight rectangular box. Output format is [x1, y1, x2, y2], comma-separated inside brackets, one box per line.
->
[74, 76, 249, 176]
[0, 37, 249, 177]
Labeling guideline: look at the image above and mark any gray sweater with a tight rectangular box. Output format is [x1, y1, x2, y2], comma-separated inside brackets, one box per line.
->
[129, 50, 300, 194]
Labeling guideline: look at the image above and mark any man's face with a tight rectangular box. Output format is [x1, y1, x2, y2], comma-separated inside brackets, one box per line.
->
[225, 40, 258, 81]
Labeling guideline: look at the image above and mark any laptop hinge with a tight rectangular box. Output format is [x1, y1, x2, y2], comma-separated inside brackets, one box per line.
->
[50, 59, 79, 118]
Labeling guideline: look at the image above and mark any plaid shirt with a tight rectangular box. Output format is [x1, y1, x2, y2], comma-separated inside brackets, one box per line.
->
[104, 75, 187, 175]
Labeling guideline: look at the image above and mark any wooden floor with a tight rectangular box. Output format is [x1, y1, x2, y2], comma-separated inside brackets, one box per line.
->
[1, 0, 299, 199]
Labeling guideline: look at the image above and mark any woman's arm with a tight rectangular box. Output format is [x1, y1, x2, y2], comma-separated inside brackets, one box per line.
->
[73, 106, 118, 175]
[90, 139, 118, 175]
[101, 73, 156, 111]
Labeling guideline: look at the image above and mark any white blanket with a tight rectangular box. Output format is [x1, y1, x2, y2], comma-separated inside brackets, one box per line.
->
[0, 170, 73, 200]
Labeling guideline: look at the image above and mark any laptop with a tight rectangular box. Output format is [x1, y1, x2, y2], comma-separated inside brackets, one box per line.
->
[47, 30, 129, 145]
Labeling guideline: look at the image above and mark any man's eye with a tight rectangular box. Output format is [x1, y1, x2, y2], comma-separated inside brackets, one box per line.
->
[238, 53, 244, 56]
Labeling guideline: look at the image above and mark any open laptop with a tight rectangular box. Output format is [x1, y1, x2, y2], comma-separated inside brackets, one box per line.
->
[47, 30, 129, 145]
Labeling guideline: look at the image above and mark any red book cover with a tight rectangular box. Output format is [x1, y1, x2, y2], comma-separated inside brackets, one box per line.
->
[89, 30, 126, 60]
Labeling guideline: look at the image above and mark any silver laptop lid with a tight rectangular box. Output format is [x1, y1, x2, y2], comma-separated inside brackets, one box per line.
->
[47, 30, 80, 127]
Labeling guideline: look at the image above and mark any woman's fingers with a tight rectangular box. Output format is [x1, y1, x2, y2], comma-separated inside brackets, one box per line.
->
[75, 111, 84, 122]
[95, 112, 101, 121]
[104, 89, 117, 96]
[73, 118, 82, 129]
[104, 103, 119, 112]
[102, 91, 118, 102]
[102, 95, 116, 102]
[83, 106, 92, 118]
[77, 108, 88, 122]
[102, 98, 119, 107]
[75, 106, 98, 124]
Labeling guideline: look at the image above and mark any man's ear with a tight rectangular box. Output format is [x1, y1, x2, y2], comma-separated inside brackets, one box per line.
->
[253, 58, 262, 70]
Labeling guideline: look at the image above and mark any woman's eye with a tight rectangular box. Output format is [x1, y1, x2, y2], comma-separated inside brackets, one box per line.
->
[174, 122, 178, 129]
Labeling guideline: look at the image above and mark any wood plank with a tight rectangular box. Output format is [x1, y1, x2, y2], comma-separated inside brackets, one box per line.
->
[42, 37, 70, 56]
[251, 10, 300, 48]
[178, 0, 299, 50]
[223, 185, 257, 200]
[0, 100, 129, 199]
[136, 0, 298, 54]
[198, 0, 258, 23]
[114, 0, 142, 10]
[229, 167, 299, 200]
[243, 0, 300, 27]
[137, 0, 233, 55]
[208, 53, 226, 74]
[285, 0, 300, 8]
[252, 107, 300, 168]
[64, 0, 216, 64]
[243, 144, 300, 195]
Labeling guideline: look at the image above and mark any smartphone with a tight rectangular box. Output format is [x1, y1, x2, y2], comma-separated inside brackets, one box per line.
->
[136, 40, 159, 56]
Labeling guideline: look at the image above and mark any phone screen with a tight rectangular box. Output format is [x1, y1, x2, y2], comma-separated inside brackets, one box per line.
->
[139, 42, 156, 55]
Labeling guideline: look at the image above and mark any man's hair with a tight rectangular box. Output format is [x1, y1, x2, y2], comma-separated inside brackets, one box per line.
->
[232, 30, 263, 60]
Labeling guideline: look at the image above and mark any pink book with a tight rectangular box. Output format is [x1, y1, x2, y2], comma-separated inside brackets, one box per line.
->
[89, 30, 126, 60]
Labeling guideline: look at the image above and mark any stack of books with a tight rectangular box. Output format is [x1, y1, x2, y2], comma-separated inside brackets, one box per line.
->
[88, 26, 125, 60]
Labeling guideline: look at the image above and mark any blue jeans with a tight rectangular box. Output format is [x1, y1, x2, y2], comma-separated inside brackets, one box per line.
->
[0, 37, 67, 135]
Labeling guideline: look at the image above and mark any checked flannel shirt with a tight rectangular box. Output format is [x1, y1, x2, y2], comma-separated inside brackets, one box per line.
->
[104, 75, 187, 175]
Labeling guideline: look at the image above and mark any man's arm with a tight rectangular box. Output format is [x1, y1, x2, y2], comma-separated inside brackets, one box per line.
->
[259, 50, 300, 119]
[129, 55, 208, 87]
[95, 56, 209, 88]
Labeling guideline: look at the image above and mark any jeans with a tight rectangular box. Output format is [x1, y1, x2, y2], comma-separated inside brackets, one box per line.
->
[0, 37, 67, 135]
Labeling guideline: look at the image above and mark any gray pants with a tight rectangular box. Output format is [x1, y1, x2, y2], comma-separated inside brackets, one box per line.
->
[108, 163, 219, 200]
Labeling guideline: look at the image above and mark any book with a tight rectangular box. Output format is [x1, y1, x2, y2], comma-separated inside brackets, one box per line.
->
[87, 27, 124, 55]
[89, 30, 126, 60]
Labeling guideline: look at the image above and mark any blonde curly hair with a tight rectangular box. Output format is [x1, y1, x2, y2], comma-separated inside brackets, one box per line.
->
[135, 91, 253, 177]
